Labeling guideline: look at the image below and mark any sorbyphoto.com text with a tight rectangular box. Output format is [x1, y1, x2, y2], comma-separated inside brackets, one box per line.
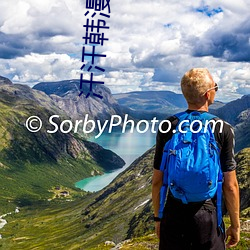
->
[25, 114, 224, 138]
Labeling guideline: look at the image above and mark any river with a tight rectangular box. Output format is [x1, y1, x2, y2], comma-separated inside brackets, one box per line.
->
[0, 208, 19, 239]
[75, 129, 156, 192]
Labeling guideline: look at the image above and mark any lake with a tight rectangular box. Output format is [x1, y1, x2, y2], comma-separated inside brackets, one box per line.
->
[75, 129, 156, 192]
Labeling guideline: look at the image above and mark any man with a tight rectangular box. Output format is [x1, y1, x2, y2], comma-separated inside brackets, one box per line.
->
[152, 68, 240, 249]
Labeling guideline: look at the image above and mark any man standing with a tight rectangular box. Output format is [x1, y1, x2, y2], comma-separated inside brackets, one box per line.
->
[152, 68, 240, 249]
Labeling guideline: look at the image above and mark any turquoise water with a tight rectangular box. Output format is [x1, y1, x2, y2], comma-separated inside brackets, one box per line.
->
[75, 129, 156, 192]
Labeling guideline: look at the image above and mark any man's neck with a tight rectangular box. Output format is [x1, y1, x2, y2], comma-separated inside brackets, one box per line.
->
[187, 103, 209, 112]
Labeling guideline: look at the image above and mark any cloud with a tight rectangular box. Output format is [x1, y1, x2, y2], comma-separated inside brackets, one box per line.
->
[0, 0, 82, 58]
[105, 70, 154, 93]
[0, 32, 29, 59]
[0, 0, 76, 36]
[192, 18, 250, 62]
[0, 53, 81, 86]
[0, 0, 249, 101]
[152, 66, 180, 83]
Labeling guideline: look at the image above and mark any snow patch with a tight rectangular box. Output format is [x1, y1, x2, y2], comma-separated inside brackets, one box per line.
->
[0, 208, 20, 238]
[0, 219, 7, 229]
[134, 199, 150, 210]
[138, 185, 145, 190]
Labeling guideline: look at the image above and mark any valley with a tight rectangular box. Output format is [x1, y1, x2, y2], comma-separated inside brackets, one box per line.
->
[0, 76, 249, 249]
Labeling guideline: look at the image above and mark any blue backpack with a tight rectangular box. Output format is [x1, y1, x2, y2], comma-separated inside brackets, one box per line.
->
[158, 111, 223, 228]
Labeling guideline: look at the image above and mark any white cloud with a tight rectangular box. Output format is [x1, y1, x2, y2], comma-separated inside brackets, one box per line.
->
[0, 0, 249, 101]
[0, 0, 79, 35]
[0, 53, 81, 86]
[105, 70, 154, 93]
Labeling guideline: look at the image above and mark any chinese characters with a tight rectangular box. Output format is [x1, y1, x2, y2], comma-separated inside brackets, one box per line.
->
[79, 0, 111, 99]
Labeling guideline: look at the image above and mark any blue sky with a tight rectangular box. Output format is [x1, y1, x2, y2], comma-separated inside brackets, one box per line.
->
[0, 0, 249, 102]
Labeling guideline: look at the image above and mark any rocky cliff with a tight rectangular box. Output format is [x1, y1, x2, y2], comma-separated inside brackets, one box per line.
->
[0, 75, 12, 85]
[235, 148, 250, 215]
[33, 80, 124, 123]
[213, 94, 250, 126]
[210, 94, 250, 152]
[234, 108, 250, 152]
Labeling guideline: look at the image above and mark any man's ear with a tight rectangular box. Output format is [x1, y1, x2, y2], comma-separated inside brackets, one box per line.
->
[204, 92, 209, 100]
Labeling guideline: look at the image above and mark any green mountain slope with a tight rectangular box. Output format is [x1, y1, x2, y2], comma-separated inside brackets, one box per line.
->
[1, 147, 249, 249]
[0, 82, 124, 213]
[235, 148, 250, 214]
[0, 148, 155, 249]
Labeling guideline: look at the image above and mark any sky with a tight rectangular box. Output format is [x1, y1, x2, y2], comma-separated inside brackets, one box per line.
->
[0, 0, 249, 102]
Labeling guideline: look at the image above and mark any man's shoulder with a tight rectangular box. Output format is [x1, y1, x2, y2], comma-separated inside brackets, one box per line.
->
[160, 115, 179, 132]
[211, 116, 234, 133]
[164, 115, 179, 122]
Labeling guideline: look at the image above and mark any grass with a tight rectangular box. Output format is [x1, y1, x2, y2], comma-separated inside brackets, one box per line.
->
[0, 198, 89, 250]
[0, 155, 101, 213]
[224, 217, 250, 250]
[0, 92, 107, 214]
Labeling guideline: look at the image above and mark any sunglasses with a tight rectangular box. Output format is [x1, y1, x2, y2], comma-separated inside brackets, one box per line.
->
[203, 83, 218, 95]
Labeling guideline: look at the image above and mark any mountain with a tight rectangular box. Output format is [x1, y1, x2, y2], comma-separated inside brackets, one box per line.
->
[0, 147, 155, 249]
[79, 147, 155, 248]
[33, 80, 124, 123]
[209, 100, 225, 110]
[234, 109, 250, 152]
[77, 147, 250, 248]
[0, 76, 12, 85]
[211, 94, 250, 152]
[1, 146, 249, 249]
[114, 91, 248, 124]
[33, 82, 228, 122]
[0, 77, 249, 249]
[235, 148, 250, 214]
[0, 78, 125, 212]
[114, 91, 186, 110]
[114, 90, 225, 120]
[114, 91, 186, 119]
[213, 94, 250, 126]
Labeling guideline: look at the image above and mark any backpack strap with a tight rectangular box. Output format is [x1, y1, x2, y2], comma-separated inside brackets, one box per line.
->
[159, 183, 168, 219]
[158, 143, 171, 219]
[200, 112, 223, 229]
[158, 112, 188, 218]
[217, 169, 223, 231]
[201, 112, 223, 230]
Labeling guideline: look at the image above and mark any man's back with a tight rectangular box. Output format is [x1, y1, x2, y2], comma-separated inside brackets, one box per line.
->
[152, 68, 240, 250]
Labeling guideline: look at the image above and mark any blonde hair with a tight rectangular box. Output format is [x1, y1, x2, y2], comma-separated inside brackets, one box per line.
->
[181, 68, 214, 104]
